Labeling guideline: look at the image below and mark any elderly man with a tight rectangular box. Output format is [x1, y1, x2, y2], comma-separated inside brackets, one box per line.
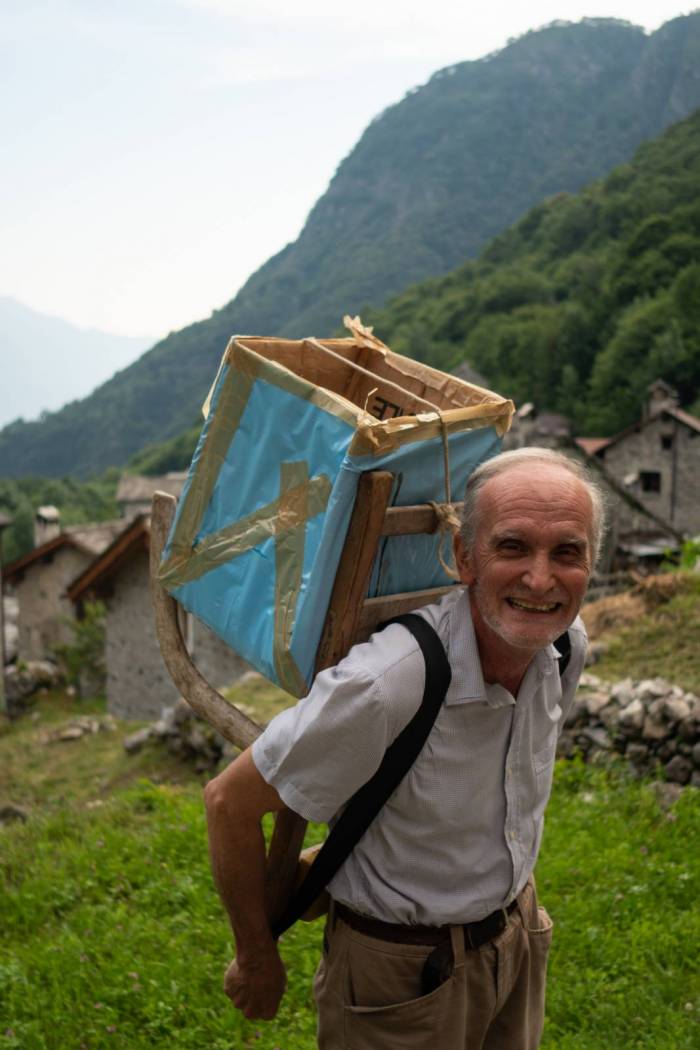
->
[204, 447, 603, 1049]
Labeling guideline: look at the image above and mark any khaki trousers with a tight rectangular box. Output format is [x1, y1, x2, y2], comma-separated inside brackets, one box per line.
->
[314, 880, 552, 1050]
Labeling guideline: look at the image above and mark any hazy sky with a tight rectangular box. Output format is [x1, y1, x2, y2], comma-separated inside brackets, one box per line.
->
[2, 0, 694, 342]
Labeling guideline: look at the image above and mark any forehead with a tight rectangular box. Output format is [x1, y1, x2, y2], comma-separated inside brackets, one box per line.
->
[476, 464, 594, 541]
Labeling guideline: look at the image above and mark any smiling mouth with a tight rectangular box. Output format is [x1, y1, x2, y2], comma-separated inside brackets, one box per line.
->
[506, 598, 563, 614]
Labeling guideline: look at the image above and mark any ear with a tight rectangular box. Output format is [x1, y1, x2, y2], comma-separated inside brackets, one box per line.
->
[453, 532, 475, 586]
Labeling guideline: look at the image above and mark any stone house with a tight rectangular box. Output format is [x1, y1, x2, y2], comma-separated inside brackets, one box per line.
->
[578, 381, 700, 538]
[67, 514, 247, 720]
[4, 520, 123, 661]
[116, 473, 187, 518]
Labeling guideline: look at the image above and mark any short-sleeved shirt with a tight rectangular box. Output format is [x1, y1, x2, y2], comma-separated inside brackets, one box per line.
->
[252, 586, 587, 925]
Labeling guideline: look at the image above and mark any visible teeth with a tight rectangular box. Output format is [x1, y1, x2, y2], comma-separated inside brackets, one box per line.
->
[509, 598, 559, 612]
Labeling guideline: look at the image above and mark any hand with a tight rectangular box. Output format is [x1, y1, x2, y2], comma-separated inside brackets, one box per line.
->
[223, 944, 287, 1020]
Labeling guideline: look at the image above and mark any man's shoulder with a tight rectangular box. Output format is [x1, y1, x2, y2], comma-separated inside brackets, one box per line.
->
[567, 614, 588, 648]
[350, 587, 462, 679]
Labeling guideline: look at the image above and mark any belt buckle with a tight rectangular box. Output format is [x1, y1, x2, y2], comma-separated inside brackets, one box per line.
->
[465, 907, 508, 950]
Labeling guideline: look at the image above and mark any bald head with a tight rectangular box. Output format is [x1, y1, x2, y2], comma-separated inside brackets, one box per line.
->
[460, 448, 606, 566]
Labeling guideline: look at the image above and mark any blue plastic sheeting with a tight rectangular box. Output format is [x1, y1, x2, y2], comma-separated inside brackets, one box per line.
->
[162, 364, 504, 694]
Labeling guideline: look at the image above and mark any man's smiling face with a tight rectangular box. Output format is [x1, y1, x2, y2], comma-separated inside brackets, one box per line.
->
[454, 463, 594, 661]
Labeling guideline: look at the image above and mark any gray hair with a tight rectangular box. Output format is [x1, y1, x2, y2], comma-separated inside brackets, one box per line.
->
[459, 447, 607, 566]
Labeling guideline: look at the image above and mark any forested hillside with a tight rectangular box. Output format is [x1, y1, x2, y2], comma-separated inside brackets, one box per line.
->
[0, 475, 118, 564]
[366, 108, 700, 434]
[3, 14, 700, 478]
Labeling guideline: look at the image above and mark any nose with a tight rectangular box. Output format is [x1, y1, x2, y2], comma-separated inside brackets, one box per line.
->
[521, 552, 554, 594]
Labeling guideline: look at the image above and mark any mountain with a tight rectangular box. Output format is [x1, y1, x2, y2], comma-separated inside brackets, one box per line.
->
[3, 13, 700, 478]
[0, 297, 153, 429]
[365, 108, 700, 434]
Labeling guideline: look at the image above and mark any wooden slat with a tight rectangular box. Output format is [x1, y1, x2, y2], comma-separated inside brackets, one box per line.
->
[314, 470, 395, 672]
[356, 586, 458, 641]
[382, 501, 463, 537]
[267, 470, 394, 924]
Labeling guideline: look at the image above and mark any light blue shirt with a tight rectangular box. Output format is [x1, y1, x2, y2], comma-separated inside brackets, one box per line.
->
[252, 586, 587, 925]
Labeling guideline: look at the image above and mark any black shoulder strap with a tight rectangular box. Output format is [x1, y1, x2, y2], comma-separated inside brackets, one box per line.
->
[270, 613, 451, 939]
[555, 630, 571, 677]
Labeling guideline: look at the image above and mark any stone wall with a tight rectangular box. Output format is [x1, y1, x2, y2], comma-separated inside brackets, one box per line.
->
[14, 546, 91, 661]
[600, 414, 700, 535]
[104, 548, 247, 720]
[559, 672, 699, 786]
[105, 549, 178, 719]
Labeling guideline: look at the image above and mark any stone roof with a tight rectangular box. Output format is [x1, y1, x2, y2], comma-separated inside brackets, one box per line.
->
[116, 473, 187, 504]
[67, 515, 151, 602]
[575, 437, 611, 456]
[4, 520, 124, 581]
[596, 403, 700, 453]
[65, 520, 124, 557]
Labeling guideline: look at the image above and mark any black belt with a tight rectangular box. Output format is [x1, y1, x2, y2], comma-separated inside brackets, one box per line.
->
[335, 898, 519, 950]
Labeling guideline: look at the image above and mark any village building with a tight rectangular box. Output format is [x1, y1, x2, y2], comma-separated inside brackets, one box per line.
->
[67, 515, 247, 720]
[4, 518, 123, 661]
[116, 473, 187, 518]
[577, 380, 700, 538]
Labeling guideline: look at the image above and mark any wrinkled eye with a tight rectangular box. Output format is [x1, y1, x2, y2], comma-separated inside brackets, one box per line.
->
[556, 545, 584, 561]
[497, 539, 526, 554]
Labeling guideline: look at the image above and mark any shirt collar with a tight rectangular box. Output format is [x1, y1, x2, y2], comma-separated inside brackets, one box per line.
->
[444, 586, 561, 705]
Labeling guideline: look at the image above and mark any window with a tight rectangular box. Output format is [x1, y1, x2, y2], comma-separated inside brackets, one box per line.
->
[661, 435, 673, 450]
[640, 471, 661, 493]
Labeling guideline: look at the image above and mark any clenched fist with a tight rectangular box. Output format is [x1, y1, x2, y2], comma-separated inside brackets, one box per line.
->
[224, 944, 287, 1020]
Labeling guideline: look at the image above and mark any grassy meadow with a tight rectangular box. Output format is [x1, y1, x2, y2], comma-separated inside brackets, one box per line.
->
[1, 577, 699, 1048]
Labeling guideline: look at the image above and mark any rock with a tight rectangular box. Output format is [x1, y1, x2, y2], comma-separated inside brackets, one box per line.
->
[664, 755, 693, 786]
[4, 660, 63, 716]
[610, 678, 635, 706]
[657, 740, 678, 762]
[598, 703, 621, 730]
[238, 670, 263, 685]
[626, 743, 650, 766]
[642, 716, 669, 742]
[581, 726, 613, 750]
[618, 699, 645, 732]
[692, 742, 700, 768]
[584, 692, 612, 718]
[173, 698, 194, 726]
[648, 782, 683, 810]
[635, 678, 673, 701]
[556, 732, 577, 759]
[564, 697, 587, 728]
[0, 803, 28, 824]
[123, 727, 154, 754]
[186, 726, 208, 753]
[661, 697, 691, 723]
[578, 672, 603, 689]
[692, 771, 700, 789]
[57, 727, 84, 741]
[678, 717, 699, 743]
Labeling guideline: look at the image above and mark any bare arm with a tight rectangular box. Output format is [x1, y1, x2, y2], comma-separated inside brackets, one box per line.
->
[203, 747, 288, 1019]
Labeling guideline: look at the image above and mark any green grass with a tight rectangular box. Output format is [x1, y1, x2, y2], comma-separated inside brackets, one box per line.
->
[1, 687, 698, 1048]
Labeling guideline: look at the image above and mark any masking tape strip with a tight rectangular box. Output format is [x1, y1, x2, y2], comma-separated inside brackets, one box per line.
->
[162, 355, 255, 575]
[159, 470, 332, 589]
[273, 461, 312, 697]
[348, 400, 515, 456]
